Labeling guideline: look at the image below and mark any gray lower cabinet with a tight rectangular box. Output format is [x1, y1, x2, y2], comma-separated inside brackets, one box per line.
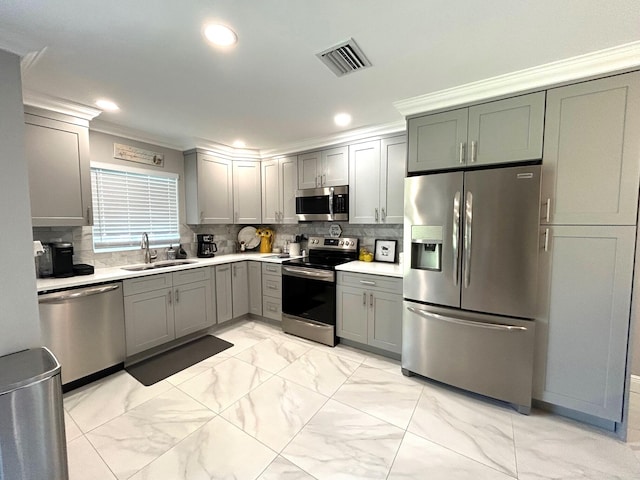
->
[232, 262, 249, 318]
[262, 263, 282, 321]
[24, 108, 92, 226]
[123, 268, 214, 356]
[248, 261, 262, 315]
[534, 225, 635, 422]
[336, 272, 402, 354]
[215, 264, 233, 323]
[407, 91, 545, 172]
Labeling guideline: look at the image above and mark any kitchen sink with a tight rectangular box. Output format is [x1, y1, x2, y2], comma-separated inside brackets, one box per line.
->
[121, 260, 197, 271]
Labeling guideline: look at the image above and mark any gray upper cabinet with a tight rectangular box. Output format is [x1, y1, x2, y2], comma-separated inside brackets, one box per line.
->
[262, 155, 298, 224]
[297, 146, 348, 188]
[407, 92, 545, 172]
[24, 110, 92, 226]
[534, 225, 635, 422]
[232, 161, 261, 224]
[541, 72, 640, 226]
[379, 136, 406, 224]
[184, 151, 234, 224]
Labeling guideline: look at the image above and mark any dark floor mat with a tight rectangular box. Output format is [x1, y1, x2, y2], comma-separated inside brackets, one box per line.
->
[126, 335, 233, 386]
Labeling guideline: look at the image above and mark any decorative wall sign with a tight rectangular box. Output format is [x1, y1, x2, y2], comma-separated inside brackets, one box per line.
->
[329, 224, 342, 238]
[374, 239, 397, 263]
[114, 143, 164, 167]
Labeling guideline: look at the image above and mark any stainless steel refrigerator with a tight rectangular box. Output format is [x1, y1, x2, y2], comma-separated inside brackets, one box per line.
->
[402, 164, 540, 413]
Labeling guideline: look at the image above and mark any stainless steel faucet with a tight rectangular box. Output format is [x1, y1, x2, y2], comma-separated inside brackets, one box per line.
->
[141, 232, 157, 263]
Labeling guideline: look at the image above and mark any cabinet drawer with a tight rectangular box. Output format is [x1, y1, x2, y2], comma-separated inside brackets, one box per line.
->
[124, 273, 173, 296]
[262, 296, 282, 321]
[337, 272, 402, 294]
[262, 263, 282, 275]
[262, 274, 282, 298]
[173, 267, 211, 286]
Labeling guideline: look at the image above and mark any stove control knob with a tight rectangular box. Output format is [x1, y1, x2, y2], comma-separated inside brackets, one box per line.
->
[339, 241, 344, 246]
[348, 241, 354, 246]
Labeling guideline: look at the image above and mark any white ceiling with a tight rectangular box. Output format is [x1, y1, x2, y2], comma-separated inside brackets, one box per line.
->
[1, 0, 639, 154]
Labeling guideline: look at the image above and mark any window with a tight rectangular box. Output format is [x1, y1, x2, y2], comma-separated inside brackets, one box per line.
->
[91, 162, 180, 252]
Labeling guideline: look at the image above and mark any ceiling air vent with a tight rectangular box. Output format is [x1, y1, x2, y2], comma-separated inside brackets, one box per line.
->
[317, 38, 372, 77]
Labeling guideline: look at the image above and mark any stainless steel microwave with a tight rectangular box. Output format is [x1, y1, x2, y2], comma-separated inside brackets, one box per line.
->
[296, 186, 348, 221]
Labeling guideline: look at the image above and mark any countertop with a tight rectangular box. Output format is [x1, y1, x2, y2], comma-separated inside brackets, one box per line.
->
[37, 253, 300, 293]
[335, 261, 403, 278]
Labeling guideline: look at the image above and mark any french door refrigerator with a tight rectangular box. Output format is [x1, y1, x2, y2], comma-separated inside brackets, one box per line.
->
[402, 164, 541, 412]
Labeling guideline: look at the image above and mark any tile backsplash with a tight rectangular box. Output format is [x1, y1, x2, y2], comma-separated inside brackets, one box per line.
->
[33, 222, 403, 268]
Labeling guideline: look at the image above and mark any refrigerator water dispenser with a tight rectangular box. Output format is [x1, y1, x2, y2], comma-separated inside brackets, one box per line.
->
[410, 225, 443, 271]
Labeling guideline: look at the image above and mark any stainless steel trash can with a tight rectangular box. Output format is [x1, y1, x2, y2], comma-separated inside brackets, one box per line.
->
[0, 347, 68, 480]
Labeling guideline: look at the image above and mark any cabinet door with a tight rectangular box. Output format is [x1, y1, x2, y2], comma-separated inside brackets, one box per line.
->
[124, 288, 175, 356]
[407, 108, 468, 172]
[280, 156, 298, 224]
[232, 262, 249, 318]
[534, 225, 635, 422]
[541, 73, 640, 226]
[468, 92, 545, 167]
[199, 154, 234, 224]
[215, 265, 233, 323]
[233, 161, 261, 224]
[368, 291, 402, 354]
[248, 261, 262, 316]
[322, 146, 349, 186]
[336, 285, 368, 343]
[349, 140, 381, 224]
[24, 114, 91, 226]
[174, 280, 214, 338]
[298, 151, 320, 189]
[261, 159, 279, 224]
[380, 136, 406, 224]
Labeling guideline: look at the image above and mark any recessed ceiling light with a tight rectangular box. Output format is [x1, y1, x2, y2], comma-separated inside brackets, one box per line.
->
[334, 113, 352, 127]
[232, 140, 246, 148]
[204, 24, 237, 47]
[95, 99, 119, 111]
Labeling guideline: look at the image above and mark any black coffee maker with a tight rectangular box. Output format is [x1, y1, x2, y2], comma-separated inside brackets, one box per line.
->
[51, 242, 74, 277]
[197, 234, 217, 258]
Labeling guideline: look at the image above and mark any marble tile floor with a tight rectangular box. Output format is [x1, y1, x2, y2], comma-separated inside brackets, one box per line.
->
[64, 319, 640, 480]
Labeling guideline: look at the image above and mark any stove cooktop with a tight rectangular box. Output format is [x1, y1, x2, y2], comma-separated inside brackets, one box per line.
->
[283, 236, 359, 271]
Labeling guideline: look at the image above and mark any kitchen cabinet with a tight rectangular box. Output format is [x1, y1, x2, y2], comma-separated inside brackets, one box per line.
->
[534, 225, 635, 422]
[349, 136, 406, 224]
[248, 261, 262, 316]
[407, 92, 545, 172]
[184, 150, 234, 224]
[336, 272, 402, 354]
[233, 161, 262, 224]
[540, 72, 640, 226]
[215, 264, 233, 323]
[24, 108, 92, 227]
[123, 268, 214, 356]
[298, 146, 348, 189]
[232, 261, 249, 318]
[262, 263, 282, 321]
[262, 155, 298, 224]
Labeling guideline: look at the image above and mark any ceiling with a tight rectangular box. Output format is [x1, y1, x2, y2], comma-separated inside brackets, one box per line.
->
[1, 0, 639, 154]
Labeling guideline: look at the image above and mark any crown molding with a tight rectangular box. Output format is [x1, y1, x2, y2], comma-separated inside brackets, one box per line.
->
[192, 139, 262, 161]
[259, 119, 406, 158]
[394, 41, 640, 117]
[0, 31, 44, 56]
[90, 119, 190, 151]
[23, 90, 102, 121]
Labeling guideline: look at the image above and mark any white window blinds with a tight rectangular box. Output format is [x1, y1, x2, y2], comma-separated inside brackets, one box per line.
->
[91, 164, 180, 251]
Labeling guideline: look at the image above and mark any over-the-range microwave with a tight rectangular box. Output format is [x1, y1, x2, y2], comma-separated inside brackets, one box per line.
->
[296, 186, 348, 221]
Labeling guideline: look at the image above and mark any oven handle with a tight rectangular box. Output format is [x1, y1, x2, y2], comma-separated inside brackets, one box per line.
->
[329, 187, 334, 221]
[283, 266, 334, 282]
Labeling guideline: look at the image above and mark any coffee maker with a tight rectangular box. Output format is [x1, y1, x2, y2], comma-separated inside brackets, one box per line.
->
[51, 242, 74, 277]
[197, 234, 217, 258]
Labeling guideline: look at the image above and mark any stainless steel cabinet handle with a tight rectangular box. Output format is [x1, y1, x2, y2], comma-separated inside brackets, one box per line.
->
[363, 292, 367, 305]
[463, 191, 473, 288]
[381, 208, 386, 222]
[459, 142, 465, 164]
[175, 288, 179, 303]
[233, 265, 237, 277]
[86, 206, 93, 225]
[322, 174, 326, 186]
[38, 284, 120, 303]
[452, 191, 461, 286]
[360, 280, 376, 286]
[375, 208, 379, 222]
[316, 175, 320, 187]
[407, 307, 528, 332]
[168, 290, 172, 305]
[218, 266, 230, 272]
[470, 140, 477, 163]
[545, 198, 551, 223]
[200, 211, 204, 222]
[234, 211, 239, 222]
[543, 228, 550, 252]
[268, 284, 277, 290]
[369, 293, 374, 307]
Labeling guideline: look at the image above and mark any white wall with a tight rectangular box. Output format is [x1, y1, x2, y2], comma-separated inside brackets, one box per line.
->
[0, 49, 41, 356]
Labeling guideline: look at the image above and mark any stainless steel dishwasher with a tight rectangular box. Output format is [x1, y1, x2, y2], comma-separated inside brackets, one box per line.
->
[38, 282, 125, 387]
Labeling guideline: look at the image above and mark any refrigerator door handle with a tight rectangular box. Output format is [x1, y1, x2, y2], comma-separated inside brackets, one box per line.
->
[464, 191, 473, 288]
[452, 191, 461, 286]
[406, 307, 528, 332]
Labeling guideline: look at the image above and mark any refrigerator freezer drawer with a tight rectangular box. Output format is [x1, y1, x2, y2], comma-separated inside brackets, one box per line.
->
[402, 300, 535, 411]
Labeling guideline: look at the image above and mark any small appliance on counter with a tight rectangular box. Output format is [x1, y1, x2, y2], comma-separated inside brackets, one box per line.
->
[72, 264, 94, 276]
[197, 234, 217, 258]
[36, 243, 53, 278]
[51, 242, 74, 278]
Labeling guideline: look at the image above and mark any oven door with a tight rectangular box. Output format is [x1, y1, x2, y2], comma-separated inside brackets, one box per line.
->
[282, 266, 336, 325]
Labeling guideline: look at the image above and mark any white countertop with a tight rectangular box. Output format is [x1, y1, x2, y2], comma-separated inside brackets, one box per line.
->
[37, 253, 300, 293]
[335, 261, 403, 278]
